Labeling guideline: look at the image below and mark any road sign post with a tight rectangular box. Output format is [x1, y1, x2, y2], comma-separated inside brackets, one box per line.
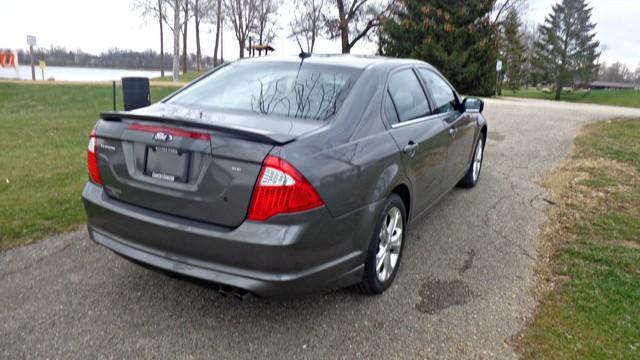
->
[495, 60, 503, 97]
[27, 35, 37, 81]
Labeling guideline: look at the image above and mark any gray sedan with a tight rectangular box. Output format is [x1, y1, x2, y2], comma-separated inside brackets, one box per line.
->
[82, 54, 487, 298]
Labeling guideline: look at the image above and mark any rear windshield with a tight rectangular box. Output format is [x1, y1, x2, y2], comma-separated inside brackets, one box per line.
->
[168, 61, 361, 121]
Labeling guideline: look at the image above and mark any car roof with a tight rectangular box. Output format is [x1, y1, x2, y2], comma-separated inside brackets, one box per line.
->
[237, 54, 427, 70]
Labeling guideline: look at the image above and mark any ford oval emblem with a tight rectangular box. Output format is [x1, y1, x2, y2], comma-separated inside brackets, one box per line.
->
[153, 132, 173, 142]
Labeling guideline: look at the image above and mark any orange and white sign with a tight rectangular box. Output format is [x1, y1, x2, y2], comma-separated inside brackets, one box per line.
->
[0, 50, 18, 67]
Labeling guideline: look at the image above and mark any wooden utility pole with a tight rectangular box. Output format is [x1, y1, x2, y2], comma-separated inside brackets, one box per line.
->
[29, 46, 35, 80]
[27, 35, 37, 81]
[220, 17, 224, 64]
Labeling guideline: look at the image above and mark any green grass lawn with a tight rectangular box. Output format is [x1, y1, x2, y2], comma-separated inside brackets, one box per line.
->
[520, 119, 640, 358]
[155, 71, 206, 83]
[0, 82, 180, 250]
[503, 88, 640, 108]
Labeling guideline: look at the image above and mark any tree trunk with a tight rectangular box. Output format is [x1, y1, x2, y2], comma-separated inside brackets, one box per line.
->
[239, 38, 245, 58]
[182, 1, 189, 74]
[159, 0, 164, 77]
[195, 0, 201, 72]
[220, 18, 224, 63]
[213, 0, 221, 66]
[554, 78, 562, 100]
[340, 22, 350, 53]
[172, 0, 180, 82]
[336, 0, 350, 54]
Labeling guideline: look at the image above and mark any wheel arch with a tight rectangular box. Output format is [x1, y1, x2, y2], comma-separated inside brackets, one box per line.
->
[390, 183, 411, 220]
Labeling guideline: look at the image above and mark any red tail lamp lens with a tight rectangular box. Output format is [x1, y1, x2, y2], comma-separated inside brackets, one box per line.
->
[247, 155, 324, 221]
[87, 129, 103, 185]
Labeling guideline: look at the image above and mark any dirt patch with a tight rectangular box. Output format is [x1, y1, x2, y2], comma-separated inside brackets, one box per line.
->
[416, 279, 474, 315]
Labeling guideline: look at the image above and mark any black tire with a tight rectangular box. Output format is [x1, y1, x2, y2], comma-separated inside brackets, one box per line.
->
[358, 193, 407, 295]
[458, 135, 485, 188]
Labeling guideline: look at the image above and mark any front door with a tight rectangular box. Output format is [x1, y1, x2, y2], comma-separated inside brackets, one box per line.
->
[417, 68, 477, 190]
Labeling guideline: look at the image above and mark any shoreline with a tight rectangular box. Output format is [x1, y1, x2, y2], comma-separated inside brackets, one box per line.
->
[0, 79, 187, 87]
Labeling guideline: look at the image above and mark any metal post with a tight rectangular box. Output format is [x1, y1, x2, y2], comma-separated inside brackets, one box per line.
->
[29, 45, 35, 81]
[220, 18, 224, 64]
[112, 81, 117, 111]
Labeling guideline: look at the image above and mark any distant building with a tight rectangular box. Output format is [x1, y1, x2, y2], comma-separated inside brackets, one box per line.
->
[589, 81, 638, 90]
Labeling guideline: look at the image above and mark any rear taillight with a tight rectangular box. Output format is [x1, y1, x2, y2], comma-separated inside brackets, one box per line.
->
[247, 155, 324, 221]
[87, 129, 103, 185]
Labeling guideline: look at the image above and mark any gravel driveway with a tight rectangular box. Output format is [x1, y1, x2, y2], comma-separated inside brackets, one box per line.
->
[2, 98, 640, 359]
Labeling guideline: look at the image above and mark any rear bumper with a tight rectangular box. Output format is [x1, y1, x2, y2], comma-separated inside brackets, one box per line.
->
[82, 182, 381, 298]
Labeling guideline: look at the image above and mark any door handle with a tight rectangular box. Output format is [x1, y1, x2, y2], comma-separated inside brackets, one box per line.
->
[403, 141, 418, 158]
[449, 127, 458, 137]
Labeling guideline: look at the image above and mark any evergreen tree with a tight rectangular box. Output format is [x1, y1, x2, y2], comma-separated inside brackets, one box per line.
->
[382, 0, 499, 96]
[501, 8, 526, 93]
[533, 0, 600, 100]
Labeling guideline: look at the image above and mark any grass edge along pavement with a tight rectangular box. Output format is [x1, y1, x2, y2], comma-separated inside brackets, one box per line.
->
[503, 88, 640, 109]
[518, 119, 640, 359]
[0, 81, 180, 250]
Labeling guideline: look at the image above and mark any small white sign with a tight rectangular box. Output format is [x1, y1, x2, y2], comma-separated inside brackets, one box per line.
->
[27, 35, 37, 46]
[496, 60, 503, 72]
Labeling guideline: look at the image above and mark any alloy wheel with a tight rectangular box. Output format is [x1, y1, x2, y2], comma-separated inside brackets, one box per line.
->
[472, 139, 484, 182]
[375, 206, 403, 282]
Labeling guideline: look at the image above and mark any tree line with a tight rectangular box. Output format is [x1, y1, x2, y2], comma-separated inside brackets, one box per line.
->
[15, 0, 638, 97]
[15, 46, 213, 71]
[597, 62, 640, 84]
[383, 0, 613, 98]
[133, 0, 396, 82]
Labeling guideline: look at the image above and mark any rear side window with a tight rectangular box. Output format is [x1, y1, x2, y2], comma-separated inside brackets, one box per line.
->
[383, 90, 399, 124]
[418, 69, 457, 114]
[386, 69, 430, 123]
[168, 62, 360, 121]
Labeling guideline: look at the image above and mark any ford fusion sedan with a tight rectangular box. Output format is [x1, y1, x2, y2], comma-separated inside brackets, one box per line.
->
[82, 54, 487, 298]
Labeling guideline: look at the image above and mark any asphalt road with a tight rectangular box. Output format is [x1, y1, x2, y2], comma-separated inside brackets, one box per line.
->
[2, 98, 640, 359]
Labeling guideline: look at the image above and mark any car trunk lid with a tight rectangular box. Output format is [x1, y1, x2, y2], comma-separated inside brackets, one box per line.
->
[93, 104, 325, 227]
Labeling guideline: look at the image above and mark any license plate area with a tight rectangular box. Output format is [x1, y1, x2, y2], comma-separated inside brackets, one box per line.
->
[144, 146, 190, 183]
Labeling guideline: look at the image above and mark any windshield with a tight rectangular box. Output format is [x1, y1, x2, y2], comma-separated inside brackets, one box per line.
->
[168, 61, 361, 121]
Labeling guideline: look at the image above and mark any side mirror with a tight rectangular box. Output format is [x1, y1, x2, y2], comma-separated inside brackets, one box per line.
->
[463, 97, 484, 113]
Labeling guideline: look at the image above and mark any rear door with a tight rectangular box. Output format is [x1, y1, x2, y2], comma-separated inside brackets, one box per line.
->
[94, 118, 272, 228]
[384, 67, 450, 216]
[417, 68, 477, 190]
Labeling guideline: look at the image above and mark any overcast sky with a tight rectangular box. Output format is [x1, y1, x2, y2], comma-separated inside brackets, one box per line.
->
[1, 0, 638, 69]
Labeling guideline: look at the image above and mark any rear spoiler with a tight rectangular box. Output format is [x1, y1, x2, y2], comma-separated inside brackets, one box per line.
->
[99, 111, 296, 145]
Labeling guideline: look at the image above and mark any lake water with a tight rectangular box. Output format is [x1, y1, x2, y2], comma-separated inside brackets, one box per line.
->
[0, 65, 161, 82]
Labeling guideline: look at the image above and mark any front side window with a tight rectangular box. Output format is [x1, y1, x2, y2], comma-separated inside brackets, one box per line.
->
[168, 62, 360, 121]
[386, 69, 430, 123]
[418, 69, 457, 115]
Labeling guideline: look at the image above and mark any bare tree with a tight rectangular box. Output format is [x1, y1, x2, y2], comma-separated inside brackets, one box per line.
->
[325, 0, 393, 54]
[194, 0, 214, 71]
[132, 0, 167, 77]
[290, 0, 325, 53]
[599, 62, 633, 82]
[492, 0, 527, 25]
[212, 0, 223, 65]
[254, 0, 281, 47]
[181, 0, 194, 74]
[224, 0, 257, 58]
[161, 0, 184, 81]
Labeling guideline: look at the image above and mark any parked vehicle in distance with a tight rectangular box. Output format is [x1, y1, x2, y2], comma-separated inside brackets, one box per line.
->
[82, 54, 487, 298]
